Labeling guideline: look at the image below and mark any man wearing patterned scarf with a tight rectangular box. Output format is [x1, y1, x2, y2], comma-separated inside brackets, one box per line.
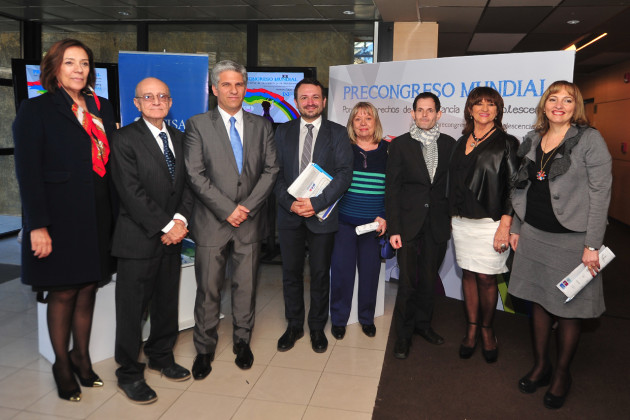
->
[385, 92, 456, 359]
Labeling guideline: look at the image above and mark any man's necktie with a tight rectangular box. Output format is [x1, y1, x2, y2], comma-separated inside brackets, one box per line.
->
[229, 116, 243, 174]
[300, 123, 314, 172]
[158, 131, 175, 181]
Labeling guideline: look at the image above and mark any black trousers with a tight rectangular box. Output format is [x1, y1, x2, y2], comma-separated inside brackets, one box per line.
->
[394, 218, 447, 340]
[115, 252, 181, 384]
[278, 225, 335, 331]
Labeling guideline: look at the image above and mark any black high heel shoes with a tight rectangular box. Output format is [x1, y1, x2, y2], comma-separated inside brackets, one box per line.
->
[69, 351, 104, 387]
[52, 363, 81, 402]
[459, 322, 478, 359]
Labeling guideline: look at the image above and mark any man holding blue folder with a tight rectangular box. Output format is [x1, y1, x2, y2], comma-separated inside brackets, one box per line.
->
[274, 78, 353, 354]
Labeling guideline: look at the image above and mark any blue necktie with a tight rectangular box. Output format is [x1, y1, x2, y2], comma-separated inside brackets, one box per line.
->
[229, 116, 243, 174]
[158, 131, 175, 181]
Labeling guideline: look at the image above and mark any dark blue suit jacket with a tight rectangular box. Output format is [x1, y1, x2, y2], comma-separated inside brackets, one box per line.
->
[274, 117, 353, 234]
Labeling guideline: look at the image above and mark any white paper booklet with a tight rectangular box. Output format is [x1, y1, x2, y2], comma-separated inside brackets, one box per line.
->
[557, 246, 615, 303]
[287, 163, 338, 221]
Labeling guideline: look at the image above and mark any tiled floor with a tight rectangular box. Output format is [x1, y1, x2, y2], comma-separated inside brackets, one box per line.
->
[0, 236, 397, 419]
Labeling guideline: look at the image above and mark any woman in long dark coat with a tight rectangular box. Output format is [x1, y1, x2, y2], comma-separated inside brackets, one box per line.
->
[13, 39, 116, 402]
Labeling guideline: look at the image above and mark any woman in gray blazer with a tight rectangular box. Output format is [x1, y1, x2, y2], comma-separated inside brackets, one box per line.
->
[508, 81, 612, 410]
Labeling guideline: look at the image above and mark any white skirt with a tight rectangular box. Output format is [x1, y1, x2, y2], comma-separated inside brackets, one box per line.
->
[451, 216, 509, 275]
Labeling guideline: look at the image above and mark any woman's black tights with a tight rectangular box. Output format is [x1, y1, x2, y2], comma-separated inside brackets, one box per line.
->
[527, 302, 581, 396]
[461, 269, 498, 350]
[47, 283, 97, 389]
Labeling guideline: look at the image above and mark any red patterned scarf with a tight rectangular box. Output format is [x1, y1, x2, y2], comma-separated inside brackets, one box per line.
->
[70, 87, 110, 177]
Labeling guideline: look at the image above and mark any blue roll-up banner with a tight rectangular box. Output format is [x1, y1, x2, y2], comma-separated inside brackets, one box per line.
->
[118, 51, 209, 130]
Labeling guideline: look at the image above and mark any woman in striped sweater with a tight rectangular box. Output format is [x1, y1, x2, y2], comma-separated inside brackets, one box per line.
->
[329, 102, 388, 339]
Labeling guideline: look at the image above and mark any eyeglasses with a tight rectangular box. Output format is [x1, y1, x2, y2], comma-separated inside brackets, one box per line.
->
[136, 93, 171, 102]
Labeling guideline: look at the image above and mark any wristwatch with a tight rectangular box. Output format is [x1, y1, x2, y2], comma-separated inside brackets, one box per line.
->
[586, 246, 598, 251]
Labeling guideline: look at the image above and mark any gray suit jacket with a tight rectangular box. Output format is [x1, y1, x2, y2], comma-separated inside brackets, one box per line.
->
[111, 119, 193, 259]
[184, 107, 279, 246]
[511, 125, 612, 248]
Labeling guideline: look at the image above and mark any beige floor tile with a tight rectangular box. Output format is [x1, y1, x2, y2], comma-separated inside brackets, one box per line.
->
[310, 372, 378, 413]
[216, 337, 277, 366]
[248, 314, 290, 341]
[0, 310, 38, 338]
[0, 291, 36, 313]
[0, 365, 18, 381]
[0, 369, 55, 410]
[324, 346, 384, 378]
[27, 378, 117, 419]
[172, 328, 196, 358]
[11, 412, 73, 420]
[0, 407, 20, 420]
[302, 406, 372, 420]
[232, 399, 306, 420]
[91, 357, 119, 383]
[160, 391, 242, 420]
[23, 356, 53, 373]
[0, 337, 40, 369]
[269, 341, 331, 371]
[86, 385, 182, 420]
[336, 316, 392, 351]
[248, 366, 321, 405]
[144, 356, 194, 390]
[188, 360, 265, 398]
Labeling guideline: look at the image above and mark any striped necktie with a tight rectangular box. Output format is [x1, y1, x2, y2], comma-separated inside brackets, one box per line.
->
[300, 123, 314, 172]
[229, 116, 243, 174]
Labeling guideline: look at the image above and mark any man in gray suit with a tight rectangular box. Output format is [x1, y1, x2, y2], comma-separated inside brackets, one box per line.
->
[111, 77, 193, 404]
[184, 60, 278, 378]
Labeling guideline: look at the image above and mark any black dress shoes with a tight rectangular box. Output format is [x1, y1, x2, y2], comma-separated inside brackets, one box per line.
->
[277, 327, 304, 352]
[361, 324, 376, 337]
[543, 376, 572, 409]
[233, 340, 254, 370]
[393, 338, 411, 359]
[415, 328, 444, 345]
[519, 369, 552, 394]
[192, 353, 214, 380]
[310, 329, 328, 353]
[68, 351, 103, 388]
[118, 379, 158, 404]
[331, 325, 346, 339]
[148, 362, 191, 382]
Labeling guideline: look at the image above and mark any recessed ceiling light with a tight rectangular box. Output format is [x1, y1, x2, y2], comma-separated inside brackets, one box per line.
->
[343, 10, 355, 15]
[567, 19, 580, 25]
[118, 10, 130, 16]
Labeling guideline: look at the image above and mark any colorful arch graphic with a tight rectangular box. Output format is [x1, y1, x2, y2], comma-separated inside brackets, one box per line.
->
[245, 88, 299, 120]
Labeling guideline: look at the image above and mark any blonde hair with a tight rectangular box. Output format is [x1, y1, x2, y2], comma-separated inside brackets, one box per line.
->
[534, 80, 589, 134]
[346, 102, 383, 144]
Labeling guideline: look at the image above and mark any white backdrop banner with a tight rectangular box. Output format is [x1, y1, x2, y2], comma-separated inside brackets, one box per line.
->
[327, 51, 575, 308]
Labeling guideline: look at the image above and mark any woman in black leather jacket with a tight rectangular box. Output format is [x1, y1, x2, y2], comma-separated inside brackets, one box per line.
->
[449, 86, 519, 363]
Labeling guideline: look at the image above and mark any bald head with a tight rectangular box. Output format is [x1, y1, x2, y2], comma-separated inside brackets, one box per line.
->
[133, 77, 172, 129]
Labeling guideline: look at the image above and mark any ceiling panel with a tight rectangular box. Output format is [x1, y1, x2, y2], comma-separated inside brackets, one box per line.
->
[468, 32, 526, 52]
[533, 5, 626, 33]
[314, 5, 377, 20]
[512, 32, 578, 51]
[261, 5, 322, 19]
[195, 5, 269, 19]
[476, 7, 552, 33]
[489, 0, 560, 6]
[419, 6, 483, 32]
[438, 32, 471, 56]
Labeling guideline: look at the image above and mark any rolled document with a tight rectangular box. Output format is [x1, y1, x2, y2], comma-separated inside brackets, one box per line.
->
[557, 245, 615, 303]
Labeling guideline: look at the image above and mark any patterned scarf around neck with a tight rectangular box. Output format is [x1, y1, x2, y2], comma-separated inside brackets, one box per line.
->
[64, 86, 110, 177]
[409, 123, 440, 182]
